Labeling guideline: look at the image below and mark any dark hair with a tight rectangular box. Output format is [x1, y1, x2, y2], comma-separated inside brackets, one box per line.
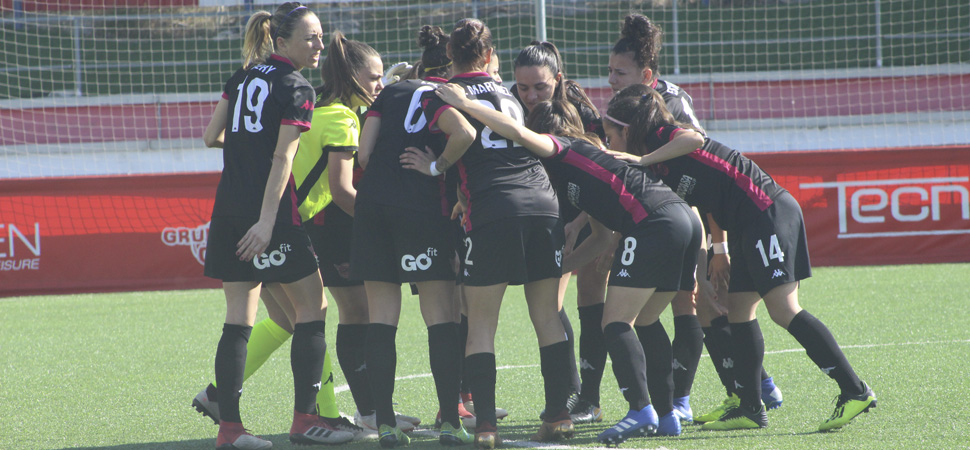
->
[317, 31, 380, 107]
[513, 40, 598, 115]
[526, 99, 604, 149]
[611, 13, 663, 78]
[241, 2, 314, 69]
[449, 18, 492, 70]
[605, 84, 697, 156]
[418, 25, 451, 79]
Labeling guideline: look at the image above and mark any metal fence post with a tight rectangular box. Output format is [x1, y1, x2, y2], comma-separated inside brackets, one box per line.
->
[13, 0, 24, 31]
[874, 0, 883, 67]
[672, 0, 681, 75]
[74, 17, 83, 96]
[535, 0, 547, 42]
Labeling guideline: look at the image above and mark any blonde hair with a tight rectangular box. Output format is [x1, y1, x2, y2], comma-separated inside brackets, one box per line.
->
[240, 2, 314, 70]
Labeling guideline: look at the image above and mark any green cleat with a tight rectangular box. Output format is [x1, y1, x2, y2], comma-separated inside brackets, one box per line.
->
[701, 404, 767, 431]
[379, 424, 410, 448]
[818, 382, 877, 432]
[440, 422, 474, 446]
[694, 393, 740, 423]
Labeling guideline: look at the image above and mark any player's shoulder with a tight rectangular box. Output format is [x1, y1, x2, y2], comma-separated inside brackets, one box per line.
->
[655, 78, 691, 99]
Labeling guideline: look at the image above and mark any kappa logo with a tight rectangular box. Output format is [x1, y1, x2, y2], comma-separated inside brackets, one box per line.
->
[820, 366, 836, 375]
[301, 99, 313, 110]
[161, 222, 209, 265]
[555, 249, 562, 267]
[254, 243, 292, 270]
[579, 358, 596, 371]
[617, 269, 631, 278]
[464, 268, 470, 277]
[772, 269, 786, 279]
[672, 358, 686, 371]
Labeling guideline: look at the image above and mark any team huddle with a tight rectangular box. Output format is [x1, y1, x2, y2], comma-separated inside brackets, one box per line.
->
[197, 2, 877, 449]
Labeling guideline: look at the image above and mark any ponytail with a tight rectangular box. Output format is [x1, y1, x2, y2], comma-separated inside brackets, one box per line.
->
[612, 13, 663, 79]
[242, 11, 272, 69]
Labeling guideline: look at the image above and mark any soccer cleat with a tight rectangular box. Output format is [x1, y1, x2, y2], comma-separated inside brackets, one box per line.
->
[356, 410, 416, 433]
[761, 377, 784, 410]
[818, 382, 877, 432]
[473, 421, 501, 449]
[216, 421, 272, 450]
[671, 396, 693, 424]
[439, 421, 474, 446]
[435, 402, 477, 429]
[193, 384, 220, 425]
[321, 415, 378, 441]
[394, 409, 422, 427]
[464, 401, 508, 421]
[378, 424, 411, 448]
[693, 393, 740, 423]
[656, 412, 682, 436]
[531, 417, 575, 442]
[569, 398, 604, 424]
[701, 404, 768, 431]
[596, 405, 658, 446]
[289, 411, 355, 445]
[539, 392, 578, 421]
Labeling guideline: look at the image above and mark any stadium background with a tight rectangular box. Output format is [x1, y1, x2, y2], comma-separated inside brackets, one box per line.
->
[0, 0, 968, 296]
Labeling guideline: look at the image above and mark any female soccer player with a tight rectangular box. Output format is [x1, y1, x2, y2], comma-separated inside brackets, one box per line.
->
[201, 3, 351, 448]
[401, 18, 573, 448]
[350, 24, 475, 448]
[433, 83, 703, 443]
[290, 31, 421, 437]
[512, 40, 606, 424]
[603, 84, 877, 432]
[608, 12, 783, 423]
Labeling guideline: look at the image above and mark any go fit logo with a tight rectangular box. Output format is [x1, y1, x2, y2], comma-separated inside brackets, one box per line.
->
[800, 176, 970, 238]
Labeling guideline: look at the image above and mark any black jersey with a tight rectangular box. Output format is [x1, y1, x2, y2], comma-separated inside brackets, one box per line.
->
[644, 125, 786, 232]
[356, 77, 450, 215]
[423, 72, 559, 231]
[544, 135, 683, 235]
[654, 78, 704, 133]
[212, 54, 315, 225]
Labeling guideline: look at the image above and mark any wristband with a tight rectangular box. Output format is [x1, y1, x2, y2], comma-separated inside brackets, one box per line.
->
[711, 242, 728, 255]
[429, 161, 443, 176]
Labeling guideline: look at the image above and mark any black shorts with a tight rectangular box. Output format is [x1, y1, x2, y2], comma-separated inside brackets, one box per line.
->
[461, 216, 564, 286]
[608, 202, 701, 292]
[306, 204, 364, 288]
[727, 192, 812, 296]
[204, 216, 318, 284]
[350, 202, 458, 283]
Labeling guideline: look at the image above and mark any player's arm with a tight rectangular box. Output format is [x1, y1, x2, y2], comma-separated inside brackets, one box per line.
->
[637, 128, 705, 166]
[562, 216, 614, 274]
[203, 98, 228, 148]
[435, 83, 557, 158]
[236, 124, 302, 261]
[399, 107, 475, 176]
[357, 115, 380, 170]
[706, 213, 730, 292]
[329, 150, 356, 216]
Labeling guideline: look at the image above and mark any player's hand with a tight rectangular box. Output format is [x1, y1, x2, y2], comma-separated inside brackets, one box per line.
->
[382, 61, 413, 86]
[594, 235, 620, 275]
[708, 252, 731, 292]
[435, 83, 469, 107]
[695, 277, 728, 317]
[400, 145, 438, 176]
[563, 215, 587, 256]
[604, 149, 642, 164]
[236, 219, 273, 262]
[450, 202, 465, 221]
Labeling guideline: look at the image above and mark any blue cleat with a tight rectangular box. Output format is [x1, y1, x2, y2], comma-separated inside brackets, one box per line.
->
[597, 405, 658, 446]
[761, 377, 783, 410]
[671, 396, 693, 424]
[656, 412, 682, 436]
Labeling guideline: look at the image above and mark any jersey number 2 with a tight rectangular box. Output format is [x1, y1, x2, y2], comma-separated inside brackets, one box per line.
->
[477, 98, 523, 149]
[232, 77, 269, 133]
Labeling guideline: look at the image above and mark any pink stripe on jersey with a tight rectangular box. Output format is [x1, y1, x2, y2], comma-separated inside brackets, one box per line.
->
[282, 119, 311, 132]
[453, 72, 490, 79]
[457, 161, 474, 232]
[561, 149, 649, 224]
[365, 110, 381, 118]
[687, 150, 773, 211]
[221, 92, 229, 100]
[287, 174, 301, 226]
[269, 53, 296, 68]
[429, 104, 454, 133]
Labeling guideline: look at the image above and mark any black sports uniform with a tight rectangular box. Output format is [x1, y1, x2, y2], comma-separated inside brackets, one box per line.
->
[544, 136, 701, 291]
[653, 78, 704, 133]
[423, 72, 562, 286]
[205, 54, 318, 283]
[644, 126, 811, 296]
[351, 77, 457, 283]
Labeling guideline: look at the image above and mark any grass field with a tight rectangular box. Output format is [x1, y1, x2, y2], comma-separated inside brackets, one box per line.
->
[2, 263, 969, 450]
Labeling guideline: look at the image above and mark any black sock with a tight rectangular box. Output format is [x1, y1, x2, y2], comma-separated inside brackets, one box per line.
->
[429, 323, 462, 428]
[703, 315, 736, 397]
[337, 323, 374, 415]
[365, 323, 397, 427]
[635, 321, 674, 417]
[559, 308, 581, 395]
[604, 322, 649, 412]
[291, 321, 326, 415]
[672, 314, 703, 399]
[787, 310, 865, 395]
[215, 323, 251, 424]
[458, 314, 469, 395]
[761, 367, 771, 381]
[730, 320, 765, 410]
[578, 303, 606, 406]
[539, 340, 572, 419]
[465, 352, 497, 429]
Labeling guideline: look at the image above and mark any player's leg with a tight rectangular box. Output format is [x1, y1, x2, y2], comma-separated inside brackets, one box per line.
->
[669, 291, 702, 423]
[573, 258, 609, 424]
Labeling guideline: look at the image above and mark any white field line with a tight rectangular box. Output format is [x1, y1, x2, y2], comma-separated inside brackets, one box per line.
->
[332, 338, 969, 449]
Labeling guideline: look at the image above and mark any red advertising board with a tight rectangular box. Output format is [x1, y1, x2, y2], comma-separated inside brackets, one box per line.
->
[0, 146, 967, 297]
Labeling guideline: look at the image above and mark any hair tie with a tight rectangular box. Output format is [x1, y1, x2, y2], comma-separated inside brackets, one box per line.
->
[424, 61, 452, 72]
[272, 5, 306, 41]
[603, 113, 629, 128]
